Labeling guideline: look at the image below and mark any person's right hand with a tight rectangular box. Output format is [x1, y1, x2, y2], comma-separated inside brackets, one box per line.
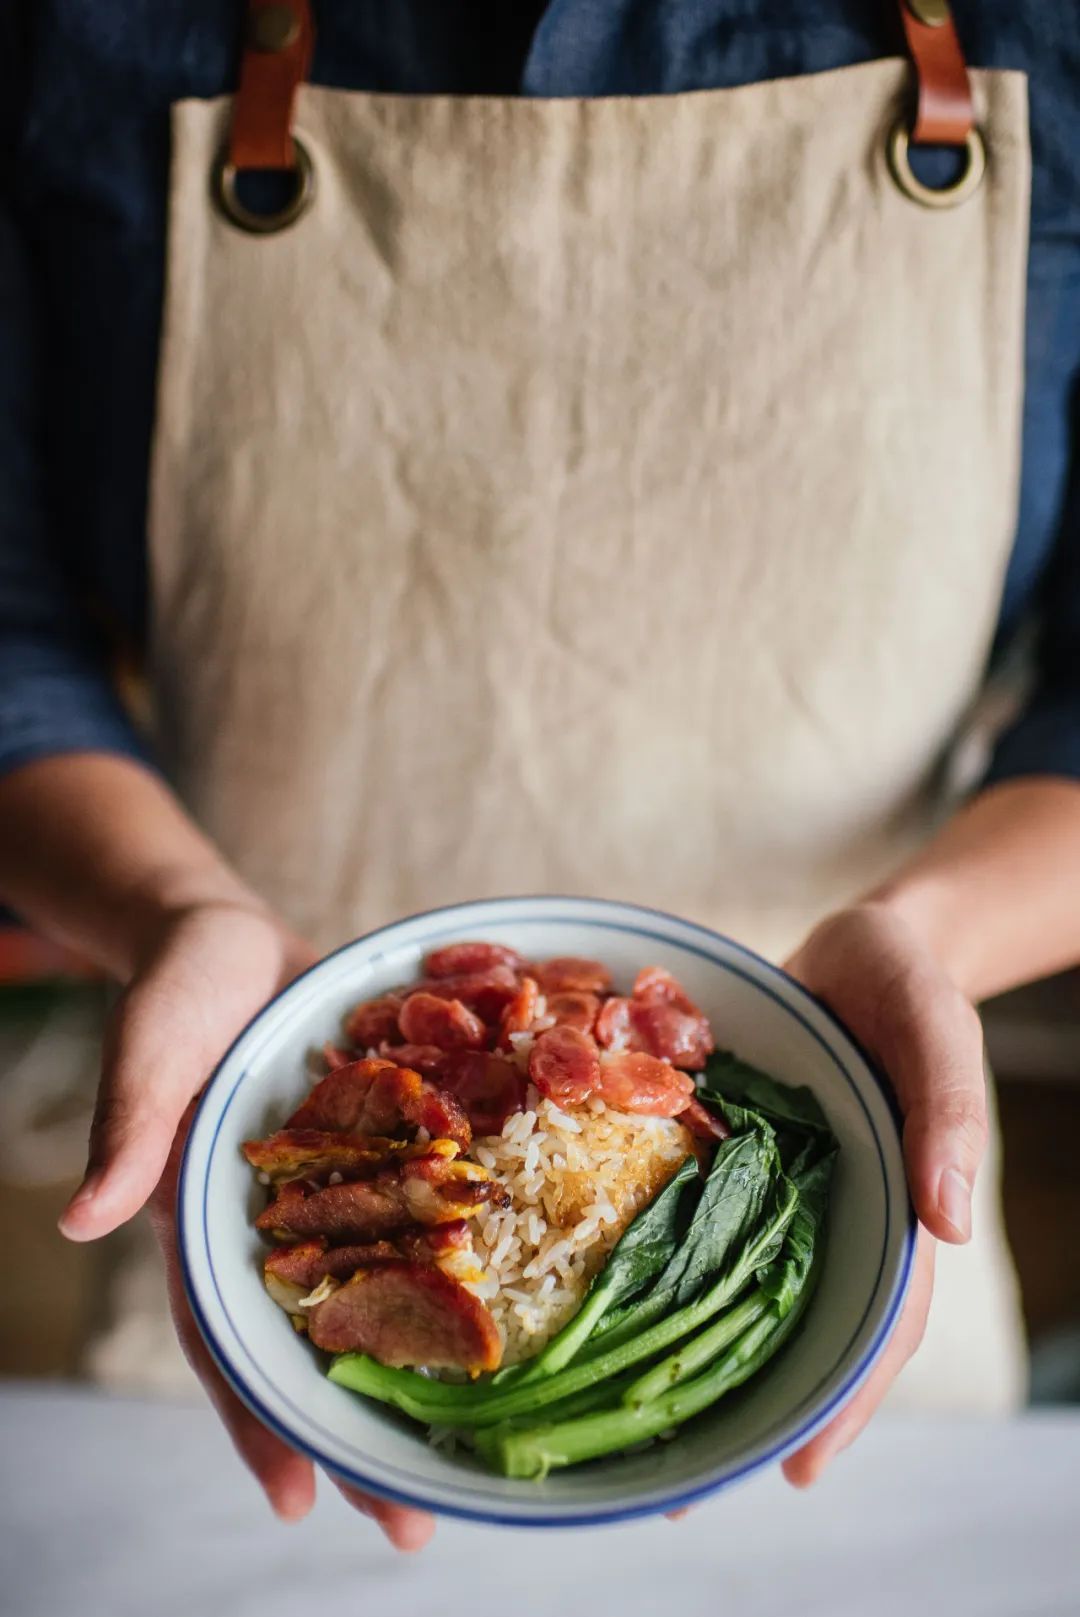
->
[57, 895, 434, 1550]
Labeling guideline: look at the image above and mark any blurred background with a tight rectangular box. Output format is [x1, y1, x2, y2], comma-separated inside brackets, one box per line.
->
[2, 922, 1078, 1406]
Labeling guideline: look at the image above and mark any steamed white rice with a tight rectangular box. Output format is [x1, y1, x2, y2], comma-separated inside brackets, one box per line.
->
[467, 1084, 693, 1365]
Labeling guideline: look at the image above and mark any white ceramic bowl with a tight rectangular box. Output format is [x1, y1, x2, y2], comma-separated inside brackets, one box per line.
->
[179, 896, 915, 1527]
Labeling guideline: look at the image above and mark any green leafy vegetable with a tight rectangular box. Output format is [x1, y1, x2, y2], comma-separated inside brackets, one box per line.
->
[698, 1052, 830, 1170]
[477, 1142, 837, 1477]
[590, 1112, 782, 1350]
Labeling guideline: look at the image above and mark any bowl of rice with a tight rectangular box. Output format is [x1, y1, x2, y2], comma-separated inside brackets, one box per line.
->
[178, 895, 915, 1527]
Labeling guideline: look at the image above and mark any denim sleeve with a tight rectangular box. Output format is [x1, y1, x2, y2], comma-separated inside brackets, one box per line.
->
[0, 201, 148, 780]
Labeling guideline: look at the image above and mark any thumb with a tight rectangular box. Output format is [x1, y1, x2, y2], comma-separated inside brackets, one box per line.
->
[874, 969, 988, 1246]
[59, 980, 207, 1241]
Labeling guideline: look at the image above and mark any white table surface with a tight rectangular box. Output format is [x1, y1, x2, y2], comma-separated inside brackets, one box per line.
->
[2, 1384, 1077, 1617]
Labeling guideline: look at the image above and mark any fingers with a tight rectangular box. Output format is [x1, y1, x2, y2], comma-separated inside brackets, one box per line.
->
[146, 1161, 317, 1522]
[59, 979, 205, 1241]
[781, 1231, 935, 1488]
[59, 902, 311, 1245]
[213, 1378, 318, 1522]
[333, 1480, 436, 1552]
[788, 907, 988, 1247]
[177, 1291, 317, 1522]
[876, 970, 988, 1245]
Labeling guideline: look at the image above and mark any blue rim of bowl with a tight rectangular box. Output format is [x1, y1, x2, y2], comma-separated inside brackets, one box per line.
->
[178, 894, 917, 1527]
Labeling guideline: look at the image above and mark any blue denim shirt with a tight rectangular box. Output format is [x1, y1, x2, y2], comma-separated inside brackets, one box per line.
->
[2, 1, 1078, 783]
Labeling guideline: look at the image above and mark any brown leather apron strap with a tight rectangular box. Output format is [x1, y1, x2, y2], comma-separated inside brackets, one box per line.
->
[223, 0, 973, 168]
[229, 0, 314, 170]
[897, 0, 974, 145]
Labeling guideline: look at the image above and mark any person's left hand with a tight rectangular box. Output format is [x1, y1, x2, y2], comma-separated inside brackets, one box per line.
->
[778, 900, 987, 1485]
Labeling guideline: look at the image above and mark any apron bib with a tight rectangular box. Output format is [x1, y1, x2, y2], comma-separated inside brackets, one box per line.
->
[150, 42, 1029, 1410]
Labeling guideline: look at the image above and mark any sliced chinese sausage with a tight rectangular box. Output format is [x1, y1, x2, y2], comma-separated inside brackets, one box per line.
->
[242, 1128, 409, 1182]
[343, 993, 405, 1048]
[404, 1218, 471, 1259]
[355, 1065, 427, 1136]
[498, 975, 539, 1043]
[441, 1050, 527, 1136]
[534, 957, 613, 995]
[595, 1051, 696, 1116]
[306, 1262, 502, 1372]
[544, 990, 601, 1035]
[423, 941, 527, 979]
[632, 965, 711, 1022]
[409, 1082, 474, 1148]
[529, 1025, 601, 1106]
[398, 991, 486, 1051]
[377, 1041, 448, 1076]
[263, 1238, 400, 1313]
[255, 1150, 504, 1242]
[263, 1227, 478, 1315]
[256, 1176, 418, 1242]
[287, 1059, 471, 1148]
[677, 1096, 732, 1144]
[402, 1154, 511, 1222]
[594, 995, 713, 1070]
[594, 996, 633, 1050]
[631, 1002, 714, 1070]
[411, 967, 519, 1025]
[287, 1059, 395, 1131]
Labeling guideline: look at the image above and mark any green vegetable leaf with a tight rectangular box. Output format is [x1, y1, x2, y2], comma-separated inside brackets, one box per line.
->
[700, 1051, 830, 1132]
[594, 1118, 789, 1350]
[479, 1140, 838, 1476]
[759, 1145, 837, 1316]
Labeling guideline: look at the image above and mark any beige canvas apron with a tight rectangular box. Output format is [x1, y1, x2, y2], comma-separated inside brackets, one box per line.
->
[150, 61, 1029, 1411]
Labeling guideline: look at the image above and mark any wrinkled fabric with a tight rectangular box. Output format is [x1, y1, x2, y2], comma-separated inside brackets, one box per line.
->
[151, 62, 1029, 1416]
[151, 65, 1030, 962]
[1, 2, 1079, 781]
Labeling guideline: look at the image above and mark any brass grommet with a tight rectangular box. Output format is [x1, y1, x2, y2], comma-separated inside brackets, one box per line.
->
[213, 135, 315, 234]
[248, 3, 300, 52]
[886, 119, 986, 210]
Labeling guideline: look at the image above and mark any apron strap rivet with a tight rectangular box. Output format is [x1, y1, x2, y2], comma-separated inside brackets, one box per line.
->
[247, 3, 301, 53]
[905, 0, 950, 26]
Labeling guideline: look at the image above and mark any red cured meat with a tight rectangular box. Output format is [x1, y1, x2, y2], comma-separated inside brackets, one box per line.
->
[242, 1129, 405, 1182]
[343, 994, 405, 1049]
[442, 1051, 526, 1136]
[529, 1025, 601, 1107]
[412, 966, 520, 1025]
[631, 1002, 714, 1070]
[377, 1041, 449, 1076]
[286, 1059, 470, 1148]
[255, 1153, 507, 1242]
[265, 1238, 400, 1292]
[498, 976, 539, 1043]
[398, 992, 486, 1051]
[677, 1096, 732, 1144]
[306, 1262, 502, 1371]
[287, 1059, 394, 1131]
[323, 1043, 352, 1071]
[534, 957, 613, 995]
[595, 996, 633, 1049]
[544, 990, 601, 1035]
[595, 995, 713, 1070]
[424, 941, 527, 979]
[595, 1051, 696, 1116]
[410, 1083, 473, 1147]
